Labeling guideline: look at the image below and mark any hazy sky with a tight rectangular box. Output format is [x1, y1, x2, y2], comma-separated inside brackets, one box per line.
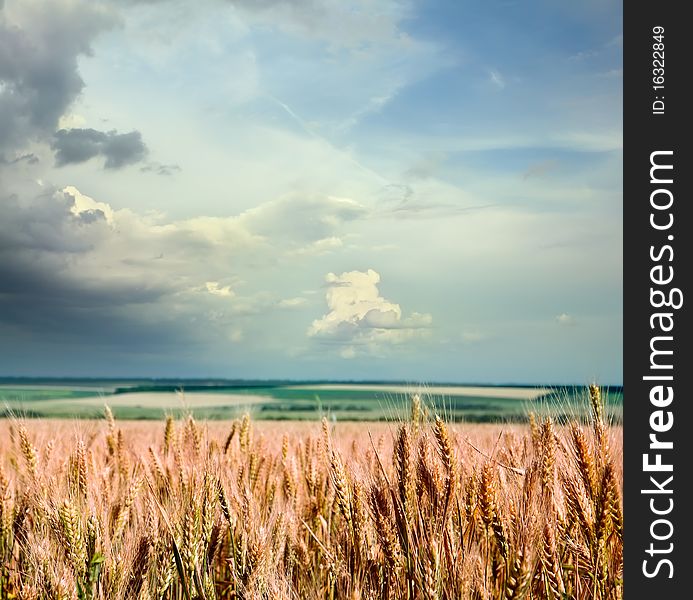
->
[0, 0, 622, 383]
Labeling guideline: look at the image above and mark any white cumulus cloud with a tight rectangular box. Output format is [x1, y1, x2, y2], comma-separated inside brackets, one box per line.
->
[64, 185, 116, 225]
[308, 269, 432, 355]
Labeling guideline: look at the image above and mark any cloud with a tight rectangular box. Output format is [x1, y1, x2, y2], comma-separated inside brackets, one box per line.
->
[140, 162, 182, 176]
[568, 49, 599, 62]
[556, 313, 576, 326]
[0, 184, 368, 359]
[0, 189, 182, 365]
[287, 236, 344, 257]
[116, 0, 412, 52]
[278, 297, 307, 308]
[488, 69, 506, 89]
[65, 185, 116, 224]
[58, 113, 87, 130]
[0, 152, 39, 166]
[0, 1, 118, 156]
[237, 195, 366, 255]
[0, 0, 622, 381]
[308, 269, 432, 355]
[205, 281, 235, 297]
[224, 0, 411, 50]
[51, 128, 148, 169]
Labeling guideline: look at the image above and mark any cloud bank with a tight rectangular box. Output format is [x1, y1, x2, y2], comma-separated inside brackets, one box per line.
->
[0, 184, 368, 354]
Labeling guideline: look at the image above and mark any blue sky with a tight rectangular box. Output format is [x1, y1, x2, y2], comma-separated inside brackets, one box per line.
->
[0, 0, 622, 383]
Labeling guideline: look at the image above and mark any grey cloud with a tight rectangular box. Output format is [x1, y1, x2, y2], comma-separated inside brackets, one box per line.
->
[0, 190, 108, 254]
[140, 162, 182, 176]
[75, 209, 108, 224]
[0, 184, 369, 370]
[0, 260, 193, 376]
[52, 128, 148, 169]
[0, 237, 174, 353]
[0, 188, 188, 368]
[0, 2, 118, 155]
[0, 251, 168, 314]
[0, 153, 39, 166]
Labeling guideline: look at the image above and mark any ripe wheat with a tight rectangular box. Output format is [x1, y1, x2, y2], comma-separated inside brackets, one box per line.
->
[0, 387, 622, 599]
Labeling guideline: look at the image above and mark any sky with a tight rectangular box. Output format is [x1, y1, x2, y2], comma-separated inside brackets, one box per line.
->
[0, 0, 623, 384]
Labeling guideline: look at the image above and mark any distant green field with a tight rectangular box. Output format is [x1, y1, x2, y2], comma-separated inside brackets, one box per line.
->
[0, 381, 623, 422]
[0, 388, 98, 401]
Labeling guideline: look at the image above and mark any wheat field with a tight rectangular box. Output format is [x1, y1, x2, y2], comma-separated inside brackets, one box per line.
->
[0, 386, 622, 599]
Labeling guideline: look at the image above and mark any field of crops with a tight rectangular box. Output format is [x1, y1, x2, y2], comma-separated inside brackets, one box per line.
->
[0, 381, 623, 423]
[0, 386, 622, 599]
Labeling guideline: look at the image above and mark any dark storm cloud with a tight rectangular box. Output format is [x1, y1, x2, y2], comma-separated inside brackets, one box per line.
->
[0, 255, 192, 376]
[51, 128, 148, 169]
[0, 254, 165, 321]
[0, 189, 183, 370]
[0, 191, 166, 298]
[0, 251, 182, 373]
[0, 2, 118, 155]
[0, 190, 106, 254]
